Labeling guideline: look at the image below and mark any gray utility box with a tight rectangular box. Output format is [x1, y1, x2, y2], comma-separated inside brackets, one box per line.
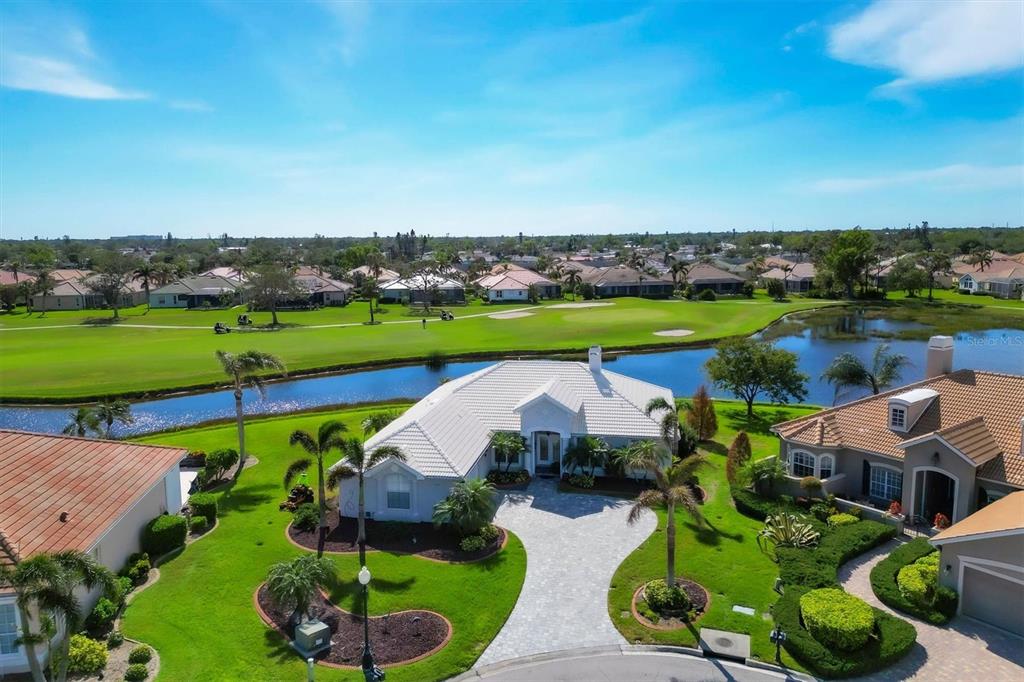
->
[293, 620, 332, 657]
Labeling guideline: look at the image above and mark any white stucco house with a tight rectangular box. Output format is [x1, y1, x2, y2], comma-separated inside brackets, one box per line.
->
[332, 347, 674, 521]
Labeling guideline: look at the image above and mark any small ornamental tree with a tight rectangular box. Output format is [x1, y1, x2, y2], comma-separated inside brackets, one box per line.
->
[705, 338, 808, 417]
[726, 431, 752, 484]
[686, 385, 718, 440]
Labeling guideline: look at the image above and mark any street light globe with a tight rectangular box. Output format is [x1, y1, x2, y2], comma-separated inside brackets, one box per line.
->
[358, 566, 371, 586]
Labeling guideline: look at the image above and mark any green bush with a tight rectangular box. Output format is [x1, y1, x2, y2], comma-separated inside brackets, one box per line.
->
[897, 555, 937, 605]
[107, 630, 124, 649]
[188, 492, 218, 524]
[128, 645, 153, 664]
[204, 447, 239, 481]
[827, 513, 859, 528]
[486, 470, 529, 485]
[478, 524, 500, 543]
[67, 634, 108, 675]
[697, 288, 717, 301]
[774, 585, 916, 678]
[800, 588, 875, 651]
[292, 503, 320, 533]
[85, 597, 119, 636]
[870, 538, 957, 623]
[113, 576, 133, 602]
[459, 535, 486, 552]
[778, 520, 895, 589]
[810, 500, 837, 521]
[644, 579, 691, 614]
[568, 473, 594, 488]
[124, 662, 150, 681]
[141, 514, 187, 557]
[190, 515, 209, 534]
[120, 552, 151, 586]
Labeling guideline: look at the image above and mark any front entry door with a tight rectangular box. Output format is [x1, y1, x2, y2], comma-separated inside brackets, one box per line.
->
[535, 432, 561, 471]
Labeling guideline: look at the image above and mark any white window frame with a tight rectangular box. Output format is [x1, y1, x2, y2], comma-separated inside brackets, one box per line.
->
[791, 450, 816, 477]
[891, 407, 906, 429]
[818, 454, 835, 480]
[0, 601, 20, 656]
[385, 474, 411, 510]
[869, 465, 903, 503]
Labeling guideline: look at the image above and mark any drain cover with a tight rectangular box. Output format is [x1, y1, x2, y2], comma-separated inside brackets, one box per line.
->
[699, 628, 751, 660]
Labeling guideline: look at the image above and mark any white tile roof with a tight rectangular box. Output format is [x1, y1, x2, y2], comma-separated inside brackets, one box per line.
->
[347, 360, 673, 479]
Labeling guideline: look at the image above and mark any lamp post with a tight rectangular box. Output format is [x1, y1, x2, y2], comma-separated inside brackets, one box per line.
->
[769, 626, 787, 664]
[358, 566, 385, 682]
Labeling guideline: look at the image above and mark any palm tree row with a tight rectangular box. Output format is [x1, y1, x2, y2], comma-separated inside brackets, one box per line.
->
[61, 399, 134, 439]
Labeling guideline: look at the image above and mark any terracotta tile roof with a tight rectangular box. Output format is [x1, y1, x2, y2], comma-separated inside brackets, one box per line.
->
[774, 370, 1024, 487]
[0, 270, 36, 286]
[0, 431, 186, 560]
[684, 263, 745, 284]
[932, 491, 1024, 543]
[762, 263, 816, 281]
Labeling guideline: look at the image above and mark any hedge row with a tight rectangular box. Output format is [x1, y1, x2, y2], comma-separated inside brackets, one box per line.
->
[777, 519, 896, 589]
[773, 585, 917, 678]
[141, 515, 187, 557]
[731, 486, 825, 533]
[870, 537, 958, 624]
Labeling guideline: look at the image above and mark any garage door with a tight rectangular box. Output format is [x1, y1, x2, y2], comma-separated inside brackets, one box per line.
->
[962, 566, 1024, 636]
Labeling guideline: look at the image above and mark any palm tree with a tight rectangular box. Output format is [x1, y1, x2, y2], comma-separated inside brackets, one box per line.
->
[285, 420, 348, 557]
[327, 438, 405, 564]
[365, 250, 385, 280]
[645, 397, 683, 451]
[361, 277, 380, 324]
[614, 439, 669, 483]
[971, 248, 993, 272]
[62, 407, 100, 437]
[216, 350, 286, 481]
[490, 431, 526, 473]
[9, 260, 22, 283]
[821, 343, 911, 404]
[432, 478, 496, 536]
[33, 271, 54, 316]
[780, 263, 795, 289]
[361, 409, 401, 437]
[0, 550, 115, 682]
[626, 456, 706, 587]
[265, 554, 336, 628]
[93, 398, 134, 438]
[563, 269, 582, 300]
[669, 262, 690, 291]
[746, 255, 767, 279]
[133, 263, 155, 310]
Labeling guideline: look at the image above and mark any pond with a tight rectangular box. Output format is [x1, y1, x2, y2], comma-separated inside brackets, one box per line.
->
[1, 313, 1021, 437]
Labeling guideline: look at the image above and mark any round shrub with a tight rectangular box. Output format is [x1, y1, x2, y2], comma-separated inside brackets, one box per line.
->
[459, 535, 486, 552]
[188, 492, 218, 524]
[67, 634, 108, 675]
[204, 447, 239, 481]
[107, 630, 124, 649]
[568, 473, 594, 489]
[124, 662, 150, 681]
[128, 645, 153, 664]
[644, 579, 691, 614]
[827, 513, 859, 528]
[478, 524, 500, 543]
[897, 554, 938, 606]
[85, 597, 119, 636]
[121, 552, 151, 586]
[800, 588, 875, 651]
[292, 503, 320, 533]
[113, 576, 134, 603]
[697, 288, 716, 301]
[141, 514, 187, 557]
[190, 515, 208, 534]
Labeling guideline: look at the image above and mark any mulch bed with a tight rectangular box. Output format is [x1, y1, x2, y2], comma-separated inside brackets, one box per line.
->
[560, 476, 707, 503]
[256, 585, 450, 667]
[631, 578, 710, 631]
[287, 515, 506, 562]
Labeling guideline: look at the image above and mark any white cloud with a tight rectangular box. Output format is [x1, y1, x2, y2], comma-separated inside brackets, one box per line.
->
[169, 99, 213, 112]
[809, 164, 1024, 193]
[317, 0, 370, 65]
[0, 53, 146, 100]
[828, 0, 1024, 92]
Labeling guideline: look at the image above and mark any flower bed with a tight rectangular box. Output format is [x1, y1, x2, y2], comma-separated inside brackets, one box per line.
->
[287, 515, 505, 562]
[255, 584, 451, 667]
[870, 537, 958, 624]
[631, 578, 709, 630]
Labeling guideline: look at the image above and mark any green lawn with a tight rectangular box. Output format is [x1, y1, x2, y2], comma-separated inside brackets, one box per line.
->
[607, 399, 821, 667]
[123, 404, 526, 682]
[0, 295, 832, 400]
[888, 288, 1024, 308]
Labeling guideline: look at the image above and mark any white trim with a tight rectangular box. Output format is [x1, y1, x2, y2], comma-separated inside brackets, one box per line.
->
[870, 462, 903, 474]
[932, 528, 1024, 546]
[977, 477, 1024, 490]
[910, 466, 960, 523]
[364, 457, 426, 481]
[957, 558, 1024, 620]
[868, 463, 904, 503]
[790, 449, 816, 477]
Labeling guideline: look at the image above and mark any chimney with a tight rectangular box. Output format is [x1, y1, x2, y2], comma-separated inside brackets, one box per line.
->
[588, 345, 602, 373]
[925, 335, 953, 378]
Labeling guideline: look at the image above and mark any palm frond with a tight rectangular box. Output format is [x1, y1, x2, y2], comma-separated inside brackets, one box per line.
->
[627, 489, 665, 525]
[368, 445, 405, 468]
[283, 458, 312, 490]
[288, 430, 317, 456]
[326, 464, 355, 490]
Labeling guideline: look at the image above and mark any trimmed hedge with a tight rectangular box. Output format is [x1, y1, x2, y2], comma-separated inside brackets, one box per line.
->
[190, 515, 208, 534]
[870, 537, 958, 624]
[124, 662, 150, 681]
[141, 515, 187, 557]
[67, 634, 108, 675]
[774, 585, 917, 679]
[732, 487, 823, 532]
[800, 588, 875, 651]
[827, 513, 859, 528]
[84, 597, 119, 637]
[777, 519, 895, 589]
[188, 492, 218, 524]
[128, 645, 153, 664]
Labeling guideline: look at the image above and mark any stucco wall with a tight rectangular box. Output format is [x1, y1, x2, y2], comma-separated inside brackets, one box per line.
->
[904, 441, 978, 523]
[936, 534, 1024, 592]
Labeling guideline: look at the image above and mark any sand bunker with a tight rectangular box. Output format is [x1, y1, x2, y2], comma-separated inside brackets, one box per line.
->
[548, 302, 615, 309]
[653, 329, 695, 337]
[488, 311, 535, 320]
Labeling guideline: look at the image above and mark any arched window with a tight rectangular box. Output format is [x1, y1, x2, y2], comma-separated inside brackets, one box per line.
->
[819, 455, 834, 480]
[386, 475, 411, 510]
[791, 451, 815, 477]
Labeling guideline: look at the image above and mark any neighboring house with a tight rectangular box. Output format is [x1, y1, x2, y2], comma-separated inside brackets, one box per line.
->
[149, 275, 241, 308]
[332, 348, 673, 521]
[930, 492, 1023, 636]
[50, 269, 93, 283]
[30, 275, 147, 311]
[761, 262, 816, 293]
[773, 336, 1024, 527]
[0, 270, 35, 287]
[685, 263, 745, 294]
[0, 431, 186, 675]
[293, 267, 352, 306]
[347, 265, 401, 284]
[379, 274, 466, 304]
[958, 262, 1024, 300]
[200, 266, 247, 283]
[582, 266, 675, 298]
[475, 264, 561, 301]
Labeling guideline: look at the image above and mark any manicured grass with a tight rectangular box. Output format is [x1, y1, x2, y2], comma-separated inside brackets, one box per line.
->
[123, 405, 526, 682]
[606, 399, 821, 668]
[888, 288, 1024, 309]
[0, 295, 833, 400]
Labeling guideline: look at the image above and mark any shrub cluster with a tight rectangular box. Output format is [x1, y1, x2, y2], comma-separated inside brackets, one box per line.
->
[203, 448, 239, 482]
[120, 552, 151, 586]
[644, 579, 691, 614]
[898, 552, 938, 604]
[67, 634, 108, 675]
[799, 588, 875, 651]
[870, 537, 958, 624]
[292, 503, 320, 533]
[459, 524, 500, 553]
[85, 597, 119, 637]
[827, 513, 859, 528]
[188, 492, 218, 524]
[697, 288, 717, 301]
[190, 515, 209, 534]
[124, 662, 150, 681]
[107, 630, 125, 649]
[141, 514, 187, 557]
[128, 645, 153, 664]
[486, 470, 529, 486]
[567, 473, 595, 489]
[777, 519, 894, 588]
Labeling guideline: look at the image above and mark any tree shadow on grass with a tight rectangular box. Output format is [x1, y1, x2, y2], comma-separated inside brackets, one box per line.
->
[263, 629, 298, 666]
[686, 517, 744, 546]
[219, 482, 277, 516]
[80, 316, 122, 325]
[700, 441, 727, 456]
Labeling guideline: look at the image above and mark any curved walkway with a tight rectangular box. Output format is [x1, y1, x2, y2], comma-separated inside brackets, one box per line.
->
[840, 539, 1024, 682]
[476, 478, 657, 666]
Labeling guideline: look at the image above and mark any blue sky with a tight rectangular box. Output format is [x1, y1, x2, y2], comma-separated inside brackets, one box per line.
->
[1, 1, 1022, 239]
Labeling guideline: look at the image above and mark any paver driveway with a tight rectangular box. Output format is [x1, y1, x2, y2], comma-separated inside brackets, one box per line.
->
[476, 478, 657, 666]
[841, 540, 1024, 682]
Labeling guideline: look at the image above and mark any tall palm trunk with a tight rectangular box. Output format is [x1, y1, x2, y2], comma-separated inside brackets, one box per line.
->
[18, 605, 46, 682]
[368, 298, 375, 324]
[232, 386, 247, 481]
[357, 471, 367, 565]
[316, 457, 328, 558]
[666, 500, 676, 587]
